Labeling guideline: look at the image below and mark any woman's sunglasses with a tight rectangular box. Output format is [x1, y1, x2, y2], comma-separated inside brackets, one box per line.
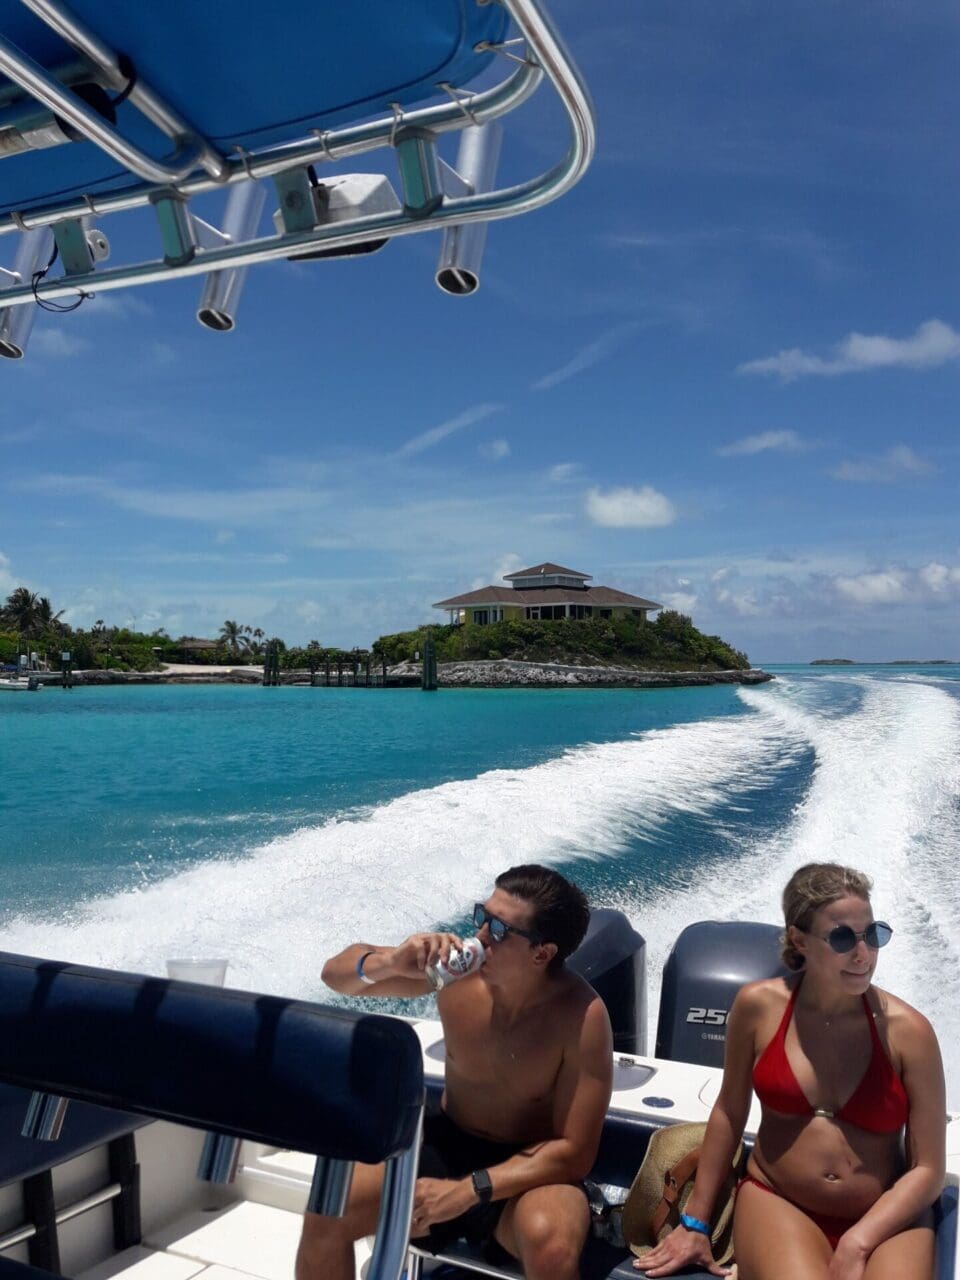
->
[473, 903, 540, 945]
[811, 921, 893, 954]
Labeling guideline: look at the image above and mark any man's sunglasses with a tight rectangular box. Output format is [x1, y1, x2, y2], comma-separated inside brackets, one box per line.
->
[473, 903, 540, 945]
[810, 921, 893, 954]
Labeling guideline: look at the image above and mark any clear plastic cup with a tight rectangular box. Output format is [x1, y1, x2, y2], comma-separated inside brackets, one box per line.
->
[165, 957, 228, 986]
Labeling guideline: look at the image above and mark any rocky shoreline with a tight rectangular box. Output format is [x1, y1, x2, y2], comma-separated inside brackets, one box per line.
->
[389, 659, 774, 688]
[27, 660, 773, 689]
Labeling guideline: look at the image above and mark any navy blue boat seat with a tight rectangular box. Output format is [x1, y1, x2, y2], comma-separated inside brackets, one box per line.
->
[0, 951, 423, 1160]
[0, 952, 424, 1280]
[0, 1257, 68, 1280]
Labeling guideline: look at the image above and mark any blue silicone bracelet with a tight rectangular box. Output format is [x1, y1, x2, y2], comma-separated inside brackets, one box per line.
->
[679, 1213, 710, 1236]
[356, 951, 377, 985]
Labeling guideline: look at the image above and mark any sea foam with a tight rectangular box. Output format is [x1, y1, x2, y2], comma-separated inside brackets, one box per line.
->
[0, 709, 800, 993]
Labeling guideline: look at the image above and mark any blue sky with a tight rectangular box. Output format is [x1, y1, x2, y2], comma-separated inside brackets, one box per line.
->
[1, 0, 958, 662]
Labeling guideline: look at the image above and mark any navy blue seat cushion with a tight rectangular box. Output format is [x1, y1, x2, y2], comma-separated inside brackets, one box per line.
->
[0, 953, 423, 1164]
[0, 1083, 146, 1186]
[0, 0, 509, 214]
[935, 1184, 957, 1280]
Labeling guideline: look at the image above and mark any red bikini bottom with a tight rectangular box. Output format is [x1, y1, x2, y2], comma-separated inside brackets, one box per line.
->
[738, 1174, 856, 1250]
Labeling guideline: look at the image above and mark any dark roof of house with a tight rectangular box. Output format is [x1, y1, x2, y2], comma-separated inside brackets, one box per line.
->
[503, 562, 591, 580]
[433, 585, 662, 609]
[177, 637, 220, 649]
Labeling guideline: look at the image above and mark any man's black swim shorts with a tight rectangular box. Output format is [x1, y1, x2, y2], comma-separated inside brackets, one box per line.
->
[410, 1099, 523, 1259]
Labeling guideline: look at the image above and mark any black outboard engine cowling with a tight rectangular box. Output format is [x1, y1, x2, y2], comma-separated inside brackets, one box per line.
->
[568, 908, 646, 1056]
[656, 921, 787, 1068]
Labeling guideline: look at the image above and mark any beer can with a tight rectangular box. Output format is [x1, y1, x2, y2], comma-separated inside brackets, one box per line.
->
[426, 937, 485, 990]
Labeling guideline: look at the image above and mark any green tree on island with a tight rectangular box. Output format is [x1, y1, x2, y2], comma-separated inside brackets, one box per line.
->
[1, 587, 63, 636]
[218, 620, 250, 656]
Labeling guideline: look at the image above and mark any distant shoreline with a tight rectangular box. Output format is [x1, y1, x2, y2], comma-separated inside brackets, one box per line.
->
[810, 659, 957, 666]
[26, 660, 774, 690]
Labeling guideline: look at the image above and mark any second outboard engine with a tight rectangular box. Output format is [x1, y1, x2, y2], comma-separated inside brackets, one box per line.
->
[656, 921, 786, 1068]
[568, 908, 646, 1055]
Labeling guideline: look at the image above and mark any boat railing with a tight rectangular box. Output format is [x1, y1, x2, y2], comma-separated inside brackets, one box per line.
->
[0, 0, 596, 349]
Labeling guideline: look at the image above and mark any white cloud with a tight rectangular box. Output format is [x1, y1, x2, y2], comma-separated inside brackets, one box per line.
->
[829, 445, 933, 483]
[738, 319, 960, 381]
[0, 550, 14, 593]
[479, 438, 511, 461]
[662, 591, 698, 613]
[716, 429, 805, 457]
[19, 474, 322, 525]
[150, 342, 177, 367]
[918, 563, 960, 594]
[585, 485, 676, 528]
[833, 570, 909, 605]
[547, 462, 581, 483]
[395, 402, 502, 457]
[531, 323, 638, 391]
[31, 329, 88, 358]
[85, 294, 154, 319]
[492, 553, 523, 583]
[714, 586, 761, 616]
[215, 530, 235, 545]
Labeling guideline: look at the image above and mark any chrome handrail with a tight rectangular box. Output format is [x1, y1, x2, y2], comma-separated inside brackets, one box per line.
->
[0, 57, 542, 238]
[20, 0, 229, 181]
[0, 33, 214, 185]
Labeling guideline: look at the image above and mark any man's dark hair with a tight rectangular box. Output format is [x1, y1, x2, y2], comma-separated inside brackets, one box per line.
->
[495, 863, 590, 972]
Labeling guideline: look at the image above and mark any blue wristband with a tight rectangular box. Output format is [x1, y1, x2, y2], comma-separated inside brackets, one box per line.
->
[679, 1212, 710, 1236]
[356, 951, 377, 985]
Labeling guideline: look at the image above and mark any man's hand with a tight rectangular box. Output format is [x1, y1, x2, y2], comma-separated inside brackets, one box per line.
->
[632, 1225, 731, 1278]
[410, 1176, 477, 1235]
[383, 931, 466, 981]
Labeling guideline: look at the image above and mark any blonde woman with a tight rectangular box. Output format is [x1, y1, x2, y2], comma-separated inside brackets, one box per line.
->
[636, 863, 945, 1280]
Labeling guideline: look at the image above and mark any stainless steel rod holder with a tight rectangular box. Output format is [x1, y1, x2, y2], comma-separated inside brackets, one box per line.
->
[195, 1132, 242, 1184]
[307, 1155, 354, 1217]
[22, 1091, 68, 1141]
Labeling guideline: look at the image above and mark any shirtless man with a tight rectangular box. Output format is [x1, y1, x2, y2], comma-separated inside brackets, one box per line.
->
[295, 863, 613, 1280]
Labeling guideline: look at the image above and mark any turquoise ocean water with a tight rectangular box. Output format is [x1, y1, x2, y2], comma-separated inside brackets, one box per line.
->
[3, 667, 959, 1100]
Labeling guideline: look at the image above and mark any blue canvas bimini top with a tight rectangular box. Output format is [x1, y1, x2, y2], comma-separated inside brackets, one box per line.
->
[0, 0, 510, 215]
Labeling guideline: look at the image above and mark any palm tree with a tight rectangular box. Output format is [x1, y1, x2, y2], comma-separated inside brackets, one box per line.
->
[35, 596, 65, 631]
[218, 620, 250, 656]
[2, 587, 42, 633]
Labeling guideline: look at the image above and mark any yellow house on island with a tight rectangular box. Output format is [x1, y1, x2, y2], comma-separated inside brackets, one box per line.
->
[433, 562, 662, 626]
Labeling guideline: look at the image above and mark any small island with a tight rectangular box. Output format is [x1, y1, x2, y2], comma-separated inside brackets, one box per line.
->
[2, 561, 772, 689]
[374, 561, 770, 688]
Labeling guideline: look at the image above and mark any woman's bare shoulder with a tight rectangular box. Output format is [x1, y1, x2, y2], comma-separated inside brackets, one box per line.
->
[731, 976, 794, 1025]
[869, 984, 938, 1041]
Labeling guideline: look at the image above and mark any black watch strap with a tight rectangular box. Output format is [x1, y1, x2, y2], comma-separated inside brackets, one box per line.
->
[471, 1168, 493, 1204]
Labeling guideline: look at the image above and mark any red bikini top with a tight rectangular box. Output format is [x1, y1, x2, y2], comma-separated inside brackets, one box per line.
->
[752, 982, 909, 1134]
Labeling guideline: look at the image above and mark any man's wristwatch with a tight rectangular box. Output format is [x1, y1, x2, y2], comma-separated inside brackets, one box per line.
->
[470, 1169, 493, 1204]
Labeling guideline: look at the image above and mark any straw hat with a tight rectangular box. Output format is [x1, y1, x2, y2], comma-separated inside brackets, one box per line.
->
[621, 1121, 741, 1266]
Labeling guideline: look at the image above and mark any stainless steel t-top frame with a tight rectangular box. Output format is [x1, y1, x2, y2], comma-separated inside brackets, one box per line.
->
[0, 0, 595, 354]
